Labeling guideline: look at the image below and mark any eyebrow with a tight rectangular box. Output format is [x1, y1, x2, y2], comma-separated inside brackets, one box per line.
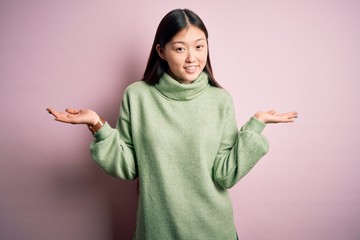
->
[171, 38, 206, 45]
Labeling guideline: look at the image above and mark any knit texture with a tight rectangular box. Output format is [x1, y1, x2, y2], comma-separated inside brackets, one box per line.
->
[90, 72, 269, 240]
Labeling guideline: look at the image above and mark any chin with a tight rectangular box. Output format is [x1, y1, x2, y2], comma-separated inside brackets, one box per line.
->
[185, 72, 201, 81]
[171, 70, 201, 83]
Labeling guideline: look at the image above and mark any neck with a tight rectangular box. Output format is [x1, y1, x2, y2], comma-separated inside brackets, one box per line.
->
[153, 72, 210, 101]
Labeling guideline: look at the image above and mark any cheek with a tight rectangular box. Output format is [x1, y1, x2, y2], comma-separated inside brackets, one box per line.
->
[169, 58, 185, 70]
[167, 60, 180, 71]
[166, 58, 182, 74]
[199, 50, 208, 62]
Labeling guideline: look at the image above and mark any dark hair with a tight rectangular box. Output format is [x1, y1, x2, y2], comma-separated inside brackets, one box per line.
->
[142, 9, 221, 88]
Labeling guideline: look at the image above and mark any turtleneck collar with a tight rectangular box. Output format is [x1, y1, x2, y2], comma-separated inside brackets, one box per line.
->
[153, 72, 210, 101]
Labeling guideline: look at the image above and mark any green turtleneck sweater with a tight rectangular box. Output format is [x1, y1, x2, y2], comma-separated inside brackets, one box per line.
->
[90, 72, 269, 240]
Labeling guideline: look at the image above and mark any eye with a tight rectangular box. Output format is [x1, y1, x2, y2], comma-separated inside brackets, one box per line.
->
[176, 47, 185, 52]
[196, 45, 204, 49]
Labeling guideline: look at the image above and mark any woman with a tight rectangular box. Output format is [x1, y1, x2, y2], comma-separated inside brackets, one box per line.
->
[47, 8, 297, 240]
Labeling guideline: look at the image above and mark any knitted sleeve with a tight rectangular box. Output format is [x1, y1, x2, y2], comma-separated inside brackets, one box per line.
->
[212, 101, 269, 189]
[89, 92, 138, 180]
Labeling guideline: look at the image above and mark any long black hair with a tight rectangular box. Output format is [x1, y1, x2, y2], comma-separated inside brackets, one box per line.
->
[142, 9, 221, 87]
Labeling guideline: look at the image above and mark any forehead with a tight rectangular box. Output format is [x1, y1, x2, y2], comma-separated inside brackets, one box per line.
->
[170, 25, 206, 43]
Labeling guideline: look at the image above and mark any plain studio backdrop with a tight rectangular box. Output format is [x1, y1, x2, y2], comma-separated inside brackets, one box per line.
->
[1, 0, 359, 239]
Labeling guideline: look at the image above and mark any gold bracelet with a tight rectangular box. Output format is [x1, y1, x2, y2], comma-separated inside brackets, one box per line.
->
[88, 117, 105, 134]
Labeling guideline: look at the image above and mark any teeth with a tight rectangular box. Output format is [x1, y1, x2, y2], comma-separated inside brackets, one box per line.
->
[185, 66, 196, 70]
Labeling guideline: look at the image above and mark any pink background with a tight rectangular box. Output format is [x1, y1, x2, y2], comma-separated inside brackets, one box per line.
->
[1, 0, 359, 239]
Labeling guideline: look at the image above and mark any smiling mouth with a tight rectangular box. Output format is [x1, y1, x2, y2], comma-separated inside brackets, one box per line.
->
[184, 66, 197, 70]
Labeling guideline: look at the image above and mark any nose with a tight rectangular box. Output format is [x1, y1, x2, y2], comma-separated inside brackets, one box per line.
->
[186, 50, 195, 63]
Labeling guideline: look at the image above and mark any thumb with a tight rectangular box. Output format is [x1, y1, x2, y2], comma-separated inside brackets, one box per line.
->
[267, 109, 277, 115]
[65, 108, 80, 114]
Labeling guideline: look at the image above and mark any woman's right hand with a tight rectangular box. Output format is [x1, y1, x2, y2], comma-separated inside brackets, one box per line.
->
[46, 107, 100, 126]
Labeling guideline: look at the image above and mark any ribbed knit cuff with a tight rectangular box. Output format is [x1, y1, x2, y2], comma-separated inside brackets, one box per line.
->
[244, 117, 266, 134]
[93, 122, 113, 140]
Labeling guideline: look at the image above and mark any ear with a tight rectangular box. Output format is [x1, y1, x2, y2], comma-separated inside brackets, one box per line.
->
[156, 44, 166, 61]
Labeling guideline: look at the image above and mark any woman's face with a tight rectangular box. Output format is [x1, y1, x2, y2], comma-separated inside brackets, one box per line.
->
[156, 25, 208, 84]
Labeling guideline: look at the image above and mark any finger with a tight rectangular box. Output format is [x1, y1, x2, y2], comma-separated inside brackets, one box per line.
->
[46, 108, 61, 118]
[46, 108, 58, 120]
[283, 114, 297, 122]
[65, 108, 80, 114]
[46, 107, 55, 114]
[287, 112, 298, 119]
[277, 112, 298, 119]
[53, 117, 75, 124]
[287, 111, 298, 116]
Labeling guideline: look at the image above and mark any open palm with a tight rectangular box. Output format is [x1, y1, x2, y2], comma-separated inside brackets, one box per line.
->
[254, 110, 298, 124]
[46, 108, 99, 125]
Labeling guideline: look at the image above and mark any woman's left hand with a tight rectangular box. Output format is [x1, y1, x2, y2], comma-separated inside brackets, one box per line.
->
[254, 110, 298, 124]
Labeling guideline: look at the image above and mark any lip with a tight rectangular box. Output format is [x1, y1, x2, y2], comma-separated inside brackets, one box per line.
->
[184, 65, 197, 68]
[184, 65, 198, 73]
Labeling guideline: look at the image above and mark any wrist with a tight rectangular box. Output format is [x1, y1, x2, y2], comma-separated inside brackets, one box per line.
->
[90, 115, 100, 126]
[253, 113, 266, 124]
[88, 117, 105, 134]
